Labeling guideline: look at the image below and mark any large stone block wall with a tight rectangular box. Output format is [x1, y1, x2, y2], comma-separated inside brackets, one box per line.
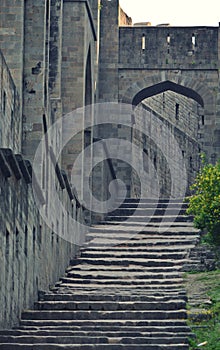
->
[144, 91, 201, 140]
[0, 0, 97, 327]
[0, 0, 24, 100]
[61, 0, 97, 207]
[119, 26, 218, 69]
[91, 139, 119, 221]
[22, 0, 49, 160]
[0, 51, 21, 152]
[131, 93, 201, 198]
[98, 0, 119, 102]
[0, 149, 84, 328]
[118, 68, 220, 161]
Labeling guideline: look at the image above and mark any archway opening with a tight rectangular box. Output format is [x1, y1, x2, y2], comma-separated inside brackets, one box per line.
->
[132, 80, 204, 108]
[131, 80, 204, 198]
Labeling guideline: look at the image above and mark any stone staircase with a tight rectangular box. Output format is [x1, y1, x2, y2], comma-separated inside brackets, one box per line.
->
[0, 198, 200, 349]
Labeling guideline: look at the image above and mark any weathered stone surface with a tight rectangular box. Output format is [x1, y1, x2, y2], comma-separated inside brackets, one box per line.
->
[0, 198, 199, 348]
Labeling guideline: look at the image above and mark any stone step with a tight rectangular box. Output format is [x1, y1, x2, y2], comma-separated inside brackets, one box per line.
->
[52, 285, 184, 293]
[108, 208, 187, 216]
[69, 258, 188, 267]
[105, 216, 193, 223]
[51, 281, 183, 294]
[80, 251, 187, 259]
[15, 325, 191, 333]
[65, 271, 183, 280]
[35, 300, 186, 311]
[118, 198, 186, 204]
[81, 245, 194, 252]
[86, 234, 198, 241]
[0, 335, 190, 344]
[21, 310, 187, 321]
[84, 241, 197, 248]
[20, 319, 189, 327]
[42, 292, 187, 302]
[84, 240, 198, 248]
[89, 226, 198, 234]
[0, 330, 194, 338]
[47, 288, 187, 297]
[67, 265, 183, 274]
[57, 276, 183, 286]
[0, 343, 190, 349]
[88, 225, 197, 232]
[84, 238, 198, 246]
[96, 222, 195, 227]
[82, 243, 196, 250]
[118, 203, 188, 209]
[85, 236, 198, 244]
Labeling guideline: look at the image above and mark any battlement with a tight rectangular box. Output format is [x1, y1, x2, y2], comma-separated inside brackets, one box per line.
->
[119, 26, 219, 69]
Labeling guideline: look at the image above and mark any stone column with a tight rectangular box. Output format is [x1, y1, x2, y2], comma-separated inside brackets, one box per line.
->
[98, 0, 119, 102]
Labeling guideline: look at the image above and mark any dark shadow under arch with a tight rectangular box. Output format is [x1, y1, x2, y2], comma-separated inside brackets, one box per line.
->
[132, 80, 204, 107]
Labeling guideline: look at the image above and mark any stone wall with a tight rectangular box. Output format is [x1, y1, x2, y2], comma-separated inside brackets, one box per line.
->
[0, 51, 21, 153]
[131, 92, 201, 198]
[144, 91, 201, 140]
[119, 26, 218, 69]
[0, 147, 85, 328]
[98, 0, 119, 102]
[0, 0, 99, 328]
[0, 0, 24, 100]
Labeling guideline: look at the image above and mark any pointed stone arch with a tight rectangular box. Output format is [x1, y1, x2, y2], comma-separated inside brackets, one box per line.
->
[120, 71, 214, 114]
[132, 80, 204, 107]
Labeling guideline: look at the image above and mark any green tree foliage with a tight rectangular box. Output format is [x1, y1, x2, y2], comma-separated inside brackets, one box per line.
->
[187, 155, 220, 245]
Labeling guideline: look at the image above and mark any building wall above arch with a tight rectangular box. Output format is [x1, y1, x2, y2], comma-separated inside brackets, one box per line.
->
[119, 69, 219, 160]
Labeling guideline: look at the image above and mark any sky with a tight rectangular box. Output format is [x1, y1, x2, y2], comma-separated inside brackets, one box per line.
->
[119, 0, 220, 27]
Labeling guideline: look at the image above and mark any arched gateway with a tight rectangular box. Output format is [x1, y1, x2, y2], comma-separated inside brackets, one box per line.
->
[98, 0, 220, 195]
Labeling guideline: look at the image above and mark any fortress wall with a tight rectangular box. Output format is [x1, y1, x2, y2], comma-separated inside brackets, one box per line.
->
[0, 51, 21, 152]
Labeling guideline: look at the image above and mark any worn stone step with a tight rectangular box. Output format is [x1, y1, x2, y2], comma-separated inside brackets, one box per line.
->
[46, 288, 187, 298]
[84, 241, 197, 248]
[0, 330, 194, 339]
[67, 265, 183, 274]
[35, 300, 186, 311]
[96, 221, 195, 228]
[118, 203, 188, 209]
[81, 243, 196, 250]
[42, 292, 187, 302]
[118, 198, 186, 204]
[84, 240, 197, 248]
[16, 325, 191, 334]
[0, 343, 190, 349]
[80, 251, 187, 259]
[109, 208, 187, 216]
[21, 309, 187, 321]
[105, 215, 193, 223]
[65, 271, 182, 280]
[57, 277, 184, 287]
[69, 258, 188, 267]
[85, 237, 198, 245]
[0, 335, 190, 345]
[89, 226, 198, 234]
[20, 319, 188, 327]
[85, 237, 198, 244]
[52, 287, 185, 295]
[80, 246, 193, 253]
[49, 288, 187, 297]
[62, 273, 183, 282]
